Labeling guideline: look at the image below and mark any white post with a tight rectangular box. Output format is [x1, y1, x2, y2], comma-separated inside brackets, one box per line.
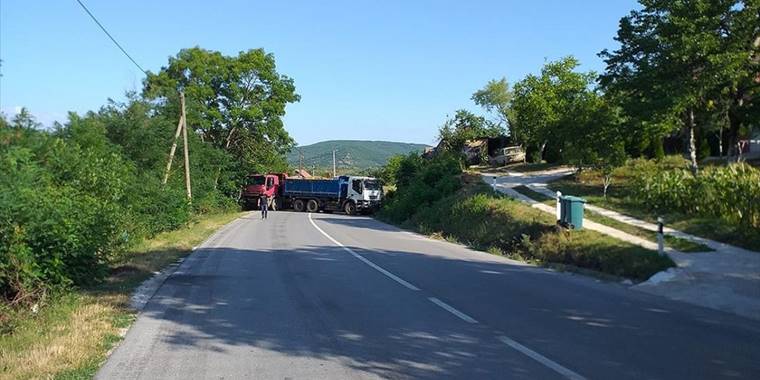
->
[556, 191, 562, 222]
[491, 176, 496, 191]
[657, 217, 665, 255]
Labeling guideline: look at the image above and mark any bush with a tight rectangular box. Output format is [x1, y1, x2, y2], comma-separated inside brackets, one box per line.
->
[0, 105, 241, 306]
[378, 153, 674, 279]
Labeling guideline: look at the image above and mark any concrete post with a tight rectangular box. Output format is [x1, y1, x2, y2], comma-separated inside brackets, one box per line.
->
[556, 191, 562, 223]
[657, 217, 665, 255]
[491, 176, 497, 191]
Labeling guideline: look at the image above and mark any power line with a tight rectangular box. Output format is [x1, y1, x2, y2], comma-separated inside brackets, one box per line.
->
[74, 0, 147, 75]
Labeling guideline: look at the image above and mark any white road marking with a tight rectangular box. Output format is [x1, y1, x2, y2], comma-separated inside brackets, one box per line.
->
[308, 212, 587, 380]
[308, 213, 420, 291]
[498, 336, 587, 380]
[428, 297, 478, 324]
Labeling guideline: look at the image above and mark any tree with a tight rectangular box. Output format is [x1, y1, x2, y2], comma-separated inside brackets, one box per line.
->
[472, 78, 513, 133]
[511, 56, 596, 162]
[563, 96, 627, 197]
[600, 0, 760, 174]
[144, 47, 300, 174]
[11, 108, 41, 130]
[437, 109, 503, 153]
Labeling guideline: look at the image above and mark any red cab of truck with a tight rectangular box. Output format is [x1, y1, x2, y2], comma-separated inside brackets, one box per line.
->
[242, 173, 287, 210]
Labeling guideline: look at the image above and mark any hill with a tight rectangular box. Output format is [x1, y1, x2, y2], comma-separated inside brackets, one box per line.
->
[288, 140, 429, 173]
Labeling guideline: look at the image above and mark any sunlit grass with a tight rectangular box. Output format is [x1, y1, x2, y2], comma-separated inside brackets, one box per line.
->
[0, 211, 244, 380]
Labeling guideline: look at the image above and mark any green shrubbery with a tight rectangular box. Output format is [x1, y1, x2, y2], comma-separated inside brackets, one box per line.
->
[0, 105, 242, 306]
[634, 162, 760, 230]
[379, 154, 673, 279]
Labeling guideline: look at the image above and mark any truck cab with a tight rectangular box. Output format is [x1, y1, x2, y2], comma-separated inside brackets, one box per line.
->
[341, 176, 382, 214]
[242, 173, 286, 210]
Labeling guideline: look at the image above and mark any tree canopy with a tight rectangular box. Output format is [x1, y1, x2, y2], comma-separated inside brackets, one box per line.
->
[144, 47, 300, 173]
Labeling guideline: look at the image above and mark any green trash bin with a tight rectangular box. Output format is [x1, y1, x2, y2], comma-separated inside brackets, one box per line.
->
[563, 195, 586, 230]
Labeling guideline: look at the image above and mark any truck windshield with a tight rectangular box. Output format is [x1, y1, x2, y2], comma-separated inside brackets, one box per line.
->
[247, 176, 266, 185]
[364, 180, 380, 190]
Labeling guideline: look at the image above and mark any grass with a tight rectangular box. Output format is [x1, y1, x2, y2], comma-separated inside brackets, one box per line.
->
[512, 185, 554, 203]
[0, 211, 244, 380]
[512, 183, 713, 252]
[380, 177, 675, 281]
[548, 167, 760, 252]
[583, 211, 713, 253]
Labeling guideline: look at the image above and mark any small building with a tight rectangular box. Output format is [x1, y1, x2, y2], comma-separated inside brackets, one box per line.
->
[749, 127, 760, 154]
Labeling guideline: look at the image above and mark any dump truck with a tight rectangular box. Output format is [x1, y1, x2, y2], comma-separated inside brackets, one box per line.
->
[241, 173, 287, 210]
[282, 176, 382, 215]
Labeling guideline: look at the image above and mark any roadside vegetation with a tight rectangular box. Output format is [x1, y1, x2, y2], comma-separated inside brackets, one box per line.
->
[378, 154, 674, 280]
[548, 158, 760, 251]
[428, 1, 760, 254]
[2, 47, 297, 375]
[510, 183, 714, 253]
[0, 212, 241, 380]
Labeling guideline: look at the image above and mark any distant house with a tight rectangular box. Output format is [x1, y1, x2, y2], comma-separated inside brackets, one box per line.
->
[750, 127, 760, 154]
[294, 169, 312, 179]
[463, 139, 488, 165]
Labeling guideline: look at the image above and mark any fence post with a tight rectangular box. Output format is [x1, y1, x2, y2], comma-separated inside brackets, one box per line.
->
[657, 217, 665, 255]
[556, 191, 562, 223]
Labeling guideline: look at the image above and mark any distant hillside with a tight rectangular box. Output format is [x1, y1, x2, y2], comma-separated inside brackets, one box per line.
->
[288, 140, 429, 172]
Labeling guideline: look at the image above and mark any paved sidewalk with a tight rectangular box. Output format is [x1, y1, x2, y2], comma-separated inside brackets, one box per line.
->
[485, 170, 760, 321]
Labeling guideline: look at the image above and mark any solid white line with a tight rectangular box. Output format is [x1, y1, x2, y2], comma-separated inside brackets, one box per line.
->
[308, 213, 420, 291]
[498, 336, 587, 380]
[428, 297, 478, 324]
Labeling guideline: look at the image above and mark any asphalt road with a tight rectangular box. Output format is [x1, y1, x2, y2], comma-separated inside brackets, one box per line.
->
[97, 211, 760, 379]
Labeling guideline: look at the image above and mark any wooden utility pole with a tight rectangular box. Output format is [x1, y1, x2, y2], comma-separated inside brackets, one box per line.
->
[180, 92, 192, 201]
[162, 108, 185, 184]
[161, 91, 192, 201]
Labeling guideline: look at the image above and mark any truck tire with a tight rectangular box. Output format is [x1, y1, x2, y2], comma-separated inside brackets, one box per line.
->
[293, 199, 306, 212]
[344, 201, 356, 215]
[306, 199, 319, 213]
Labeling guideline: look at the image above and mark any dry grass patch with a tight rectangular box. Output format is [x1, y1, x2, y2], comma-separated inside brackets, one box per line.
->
[0, 211, 244, 379]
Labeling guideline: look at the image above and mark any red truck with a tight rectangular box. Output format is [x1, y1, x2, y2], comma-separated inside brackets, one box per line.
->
[241, 173, 287, 211]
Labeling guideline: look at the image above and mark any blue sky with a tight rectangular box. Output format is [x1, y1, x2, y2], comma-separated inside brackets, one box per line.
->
[1, 0, 638, 146]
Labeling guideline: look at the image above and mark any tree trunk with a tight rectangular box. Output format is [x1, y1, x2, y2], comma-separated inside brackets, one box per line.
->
[603, 174, 612, 199]
[539, 141, 547, 163]
[718, 125, 723, 157]
[687, 108, 698, 175]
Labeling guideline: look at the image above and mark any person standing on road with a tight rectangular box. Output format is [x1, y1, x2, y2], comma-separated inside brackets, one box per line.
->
[259, 194, 268, 219]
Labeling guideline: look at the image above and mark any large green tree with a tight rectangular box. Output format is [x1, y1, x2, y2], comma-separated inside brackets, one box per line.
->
[472, 78, 514, 134]
[511, 56, 597, 162]
[144, 47, 300, 174]
[600, 0, 760, 173]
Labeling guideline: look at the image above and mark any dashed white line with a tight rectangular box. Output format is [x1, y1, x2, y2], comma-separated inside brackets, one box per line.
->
[308, 212, 587, 380]
[428, 297, 478, 324]
[308, 213, 420, 291]
[498, 336, 587, 380]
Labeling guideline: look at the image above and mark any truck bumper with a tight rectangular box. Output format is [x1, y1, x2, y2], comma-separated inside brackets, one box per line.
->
[356, 200, 381, 210]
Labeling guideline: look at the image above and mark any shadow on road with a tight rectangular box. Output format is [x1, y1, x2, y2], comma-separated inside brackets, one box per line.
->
[126, 239, 760, 380]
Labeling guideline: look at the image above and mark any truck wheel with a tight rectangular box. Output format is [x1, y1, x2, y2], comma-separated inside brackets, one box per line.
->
[306, 199, 319, 213]
[344, 201, 356, 215]
[293, 199, 305, 212]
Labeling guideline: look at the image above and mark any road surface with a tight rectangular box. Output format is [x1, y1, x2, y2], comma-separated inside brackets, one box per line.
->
[98, 211, 760, 379]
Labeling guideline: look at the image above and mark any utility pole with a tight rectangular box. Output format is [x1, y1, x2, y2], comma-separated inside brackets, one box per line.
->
[161, 91, 192, 202]
[332, 149, 336, 178]
[180, 92, 192, 201]
[162, 107, 185, 185]
[298, 147, 304, 177]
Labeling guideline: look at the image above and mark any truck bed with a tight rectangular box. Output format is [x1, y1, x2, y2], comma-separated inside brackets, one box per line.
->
[283, 179, 342, 198]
